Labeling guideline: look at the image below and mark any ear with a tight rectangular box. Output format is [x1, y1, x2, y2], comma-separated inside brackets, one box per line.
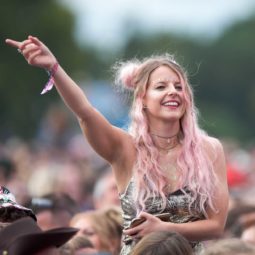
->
[142, 95, 147, 109]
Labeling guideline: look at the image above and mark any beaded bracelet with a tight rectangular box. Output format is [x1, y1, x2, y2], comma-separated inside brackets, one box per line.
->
[41, 62, 59, 95]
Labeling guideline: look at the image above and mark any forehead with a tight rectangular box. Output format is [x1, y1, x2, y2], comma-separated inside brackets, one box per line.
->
[149, 65, 180, 84]
[73, 217, 94, 228]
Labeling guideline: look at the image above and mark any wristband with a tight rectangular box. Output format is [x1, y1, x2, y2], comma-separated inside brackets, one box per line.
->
[41, 62, 59, 95]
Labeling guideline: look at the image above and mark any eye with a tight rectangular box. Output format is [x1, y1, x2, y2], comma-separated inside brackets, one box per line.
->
[82, 229, 96, 236]
[155, 82, 166, 90]
[175, 83, 182, 91]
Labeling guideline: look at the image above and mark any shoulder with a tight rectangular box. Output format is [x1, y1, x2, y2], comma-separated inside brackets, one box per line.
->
[201, 136, 227, 178]
[201, 135, 225, 162]
[202, 136, 224, 149]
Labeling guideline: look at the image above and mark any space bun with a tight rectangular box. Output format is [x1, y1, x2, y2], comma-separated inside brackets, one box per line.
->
[115, 61, 140, 90]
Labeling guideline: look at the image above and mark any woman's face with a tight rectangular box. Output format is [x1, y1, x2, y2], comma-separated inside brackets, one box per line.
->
[143, 65, 186, 123]
[71, 217, 101, 250]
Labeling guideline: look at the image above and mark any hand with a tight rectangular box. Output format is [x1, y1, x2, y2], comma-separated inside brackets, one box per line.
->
[123, 211, 165, 239]
[5, 35, 57, 71]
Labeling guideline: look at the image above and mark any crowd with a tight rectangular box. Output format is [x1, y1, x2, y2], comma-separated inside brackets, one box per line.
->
[0, 122, 254, 254]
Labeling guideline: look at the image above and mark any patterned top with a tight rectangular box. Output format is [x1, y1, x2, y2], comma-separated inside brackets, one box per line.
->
[119, 178, 205, 255]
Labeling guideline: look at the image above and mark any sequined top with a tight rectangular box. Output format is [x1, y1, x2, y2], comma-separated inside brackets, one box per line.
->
[119, 178, 205, 255]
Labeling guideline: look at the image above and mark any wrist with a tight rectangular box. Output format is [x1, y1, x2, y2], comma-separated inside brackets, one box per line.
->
[45, 62, 59, 77]
[41, 62, 59, 95]
[161, 221, 175, 232]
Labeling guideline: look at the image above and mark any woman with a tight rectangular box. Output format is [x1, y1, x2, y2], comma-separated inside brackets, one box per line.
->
[5, 36, 229, 254]
[68, 206, 123, 255]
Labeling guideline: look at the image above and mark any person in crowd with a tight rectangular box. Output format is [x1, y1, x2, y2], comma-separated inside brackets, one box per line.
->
[59, 234, 113, 255]
[0, 186, 36, 230]
[29, 192, 79, 230]
[201, 238, 255, 255]
[131, 231, 194, 255]
[0, 217, 78, 255]
[93, 167, 120, 209]
[224, 204, 255, 238]
[69, 206, 123, 255]
[59, 234, 97, 255]
[5, 35, 229, 255]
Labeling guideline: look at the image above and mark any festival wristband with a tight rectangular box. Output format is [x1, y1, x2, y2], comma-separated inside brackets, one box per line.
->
[41, 62, 59, 95]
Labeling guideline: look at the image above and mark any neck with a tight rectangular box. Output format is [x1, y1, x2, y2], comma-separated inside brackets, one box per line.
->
[149, 120, 181, 152]
[149, 120, 180, 139]
[152, 134, 180, 152]
[150, 132, 179, 141]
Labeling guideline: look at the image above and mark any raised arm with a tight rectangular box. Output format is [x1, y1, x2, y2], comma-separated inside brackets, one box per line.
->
[5, 36, 129, 163]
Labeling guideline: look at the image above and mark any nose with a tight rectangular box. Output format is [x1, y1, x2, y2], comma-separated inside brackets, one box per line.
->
[167, 84, 177, 96]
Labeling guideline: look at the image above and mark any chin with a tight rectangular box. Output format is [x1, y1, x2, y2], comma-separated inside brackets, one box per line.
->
[163, 115, 181, 122]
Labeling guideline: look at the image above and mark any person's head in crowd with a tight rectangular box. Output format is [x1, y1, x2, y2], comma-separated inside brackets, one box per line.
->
[59, 234, 99, 255]
[0, 186, 36, 230]
[29, 192, 79, 230]
[27, 160, 96, 211]
[56, 160, 97, 210]
[0, 157, 16, 186]
[93, 167, 120, 209]
[224, 204, 255, 238]
[131, 231, 194, 255]
[69, 206, 123, 255]
[0, 217, 78, 255]
[201, 238, 255, 255]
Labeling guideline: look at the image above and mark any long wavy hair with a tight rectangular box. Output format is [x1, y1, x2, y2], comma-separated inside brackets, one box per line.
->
[114, 54, 218, 217]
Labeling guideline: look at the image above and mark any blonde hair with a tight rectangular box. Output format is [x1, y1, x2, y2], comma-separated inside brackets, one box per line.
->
[201, 238, 255, 255]
[131, 231, 194, 255]
[59, 235, 94, 255]
[70, 206, 123, 255]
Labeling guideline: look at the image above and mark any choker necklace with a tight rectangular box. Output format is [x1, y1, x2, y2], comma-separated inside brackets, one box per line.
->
[156, 141, 179, 151]
[150, 132, 179, 144]
[150, 132, 180, 152]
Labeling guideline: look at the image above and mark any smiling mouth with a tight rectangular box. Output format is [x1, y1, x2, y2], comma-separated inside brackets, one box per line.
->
[162, 101, 180, 107]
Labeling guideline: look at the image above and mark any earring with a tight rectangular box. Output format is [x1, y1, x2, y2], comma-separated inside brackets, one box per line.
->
[143, 105, 147, 109]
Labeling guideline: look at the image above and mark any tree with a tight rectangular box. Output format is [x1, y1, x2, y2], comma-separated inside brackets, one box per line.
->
[0, 0, 92, 140]
[119, 15, 255, 144]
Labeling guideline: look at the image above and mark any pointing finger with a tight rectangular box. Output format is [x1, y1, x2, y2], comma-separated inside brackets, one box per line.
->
[5, 39, 22, 49]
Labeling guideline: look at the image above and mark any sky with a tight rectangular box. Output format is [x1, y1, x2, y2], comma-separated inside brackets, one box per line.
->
[60, 0, 255, 50]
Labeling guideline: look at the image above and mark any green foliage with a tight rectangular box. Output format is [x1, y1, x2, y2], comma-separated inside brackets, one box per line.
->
[119, 16, 255, 144]
[0, 0, 90, 139]
[196, 16, 255, 142]
[0, 1, 254, 145]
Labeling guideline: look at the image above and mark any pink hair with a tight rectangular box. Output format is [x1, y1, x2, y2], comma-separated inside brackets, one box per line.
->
[114, 60, 140, 91]
[115, 54, 218, 216]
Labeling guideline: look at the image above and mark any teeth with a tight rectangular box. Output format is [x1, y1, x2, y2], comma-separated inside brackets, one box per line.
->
[164, 101, 178, 106]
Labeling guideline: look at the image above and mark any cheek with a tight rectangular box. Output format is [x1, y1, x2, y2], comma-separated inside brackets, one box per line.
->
[181, 100, 187, 112]
[144, 90, 159, 103]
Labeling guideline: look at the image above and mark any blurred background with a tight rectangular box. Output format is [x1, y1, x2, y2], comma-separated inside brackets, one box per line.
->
[0, 0, 255, 218]
[1, 0, 255, 143]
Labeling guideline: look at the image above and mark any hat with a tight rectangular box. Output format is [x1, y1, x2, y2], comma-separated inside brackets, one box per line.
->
[0, 186, 36, 222]
[0, 217, 78, 255]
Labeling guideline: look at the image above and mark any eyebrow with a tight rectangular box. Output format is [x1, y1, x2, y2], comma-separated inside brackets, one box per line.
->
[151, 78, 180, 85]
